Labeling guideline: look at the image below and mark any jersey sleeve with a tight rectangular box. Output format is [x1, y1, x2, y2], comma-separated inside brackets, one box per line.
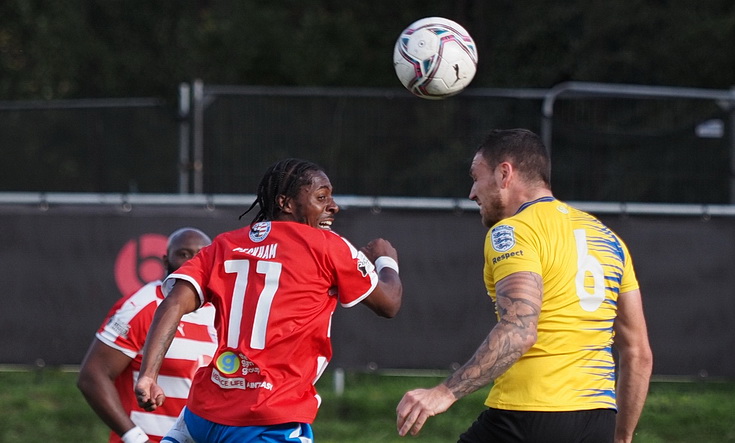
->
[617, 236, 640, 293]
[483, 221, 542, 299]
[327, 233, 379, 308]
[95, 288, 158, 359]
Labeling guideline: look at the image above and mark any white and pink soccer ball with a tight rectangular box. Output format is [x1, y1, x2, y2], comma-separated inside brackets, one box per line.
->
[393, 17, 479, 100]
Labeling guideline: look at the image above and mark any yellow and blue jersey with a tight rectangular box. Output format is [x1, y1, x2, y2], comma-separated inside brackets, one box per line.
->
[483, 197, 638, 412]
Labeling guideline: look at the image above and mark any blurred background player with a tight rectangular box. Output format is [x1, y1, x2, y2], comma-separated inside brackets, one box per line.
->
[135, 158, 403, 442]
[396, 129, 652, 443]
[78, 227, 217, 443]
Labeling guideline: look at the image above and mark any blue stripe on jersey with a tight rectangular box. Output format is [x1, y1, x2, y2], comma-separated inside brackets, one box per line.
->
[515, 196, 556, 214]
[580, 362, 616, 373]
[582, 344, 613, 353]
[604, 273, 623, 289]
[575, 218, 619, 408]
[574, 388, 617, 409]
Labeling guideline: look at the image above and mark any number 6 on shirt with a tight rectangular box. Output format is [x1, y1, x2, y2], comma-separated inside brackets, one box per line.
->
[573, 229, 605, 312]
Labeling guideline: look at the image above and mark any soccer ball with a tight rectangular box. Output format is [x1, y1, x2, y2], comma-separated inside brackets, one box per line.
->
[393, 17, 478, 100]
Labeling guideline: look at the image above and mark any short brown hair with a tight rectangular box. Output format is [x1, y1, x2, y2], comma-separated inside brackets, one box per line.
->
[476, 129, 551, 188]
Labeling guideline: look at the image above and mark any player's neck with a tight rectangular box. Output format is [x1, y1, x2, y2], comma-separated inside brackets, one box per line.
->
[507, 188, 553, 216]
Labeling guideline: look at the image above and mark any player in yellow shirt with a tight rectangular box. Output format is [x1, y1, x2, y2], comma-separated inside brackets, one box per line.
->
[397, 129, 653, 443]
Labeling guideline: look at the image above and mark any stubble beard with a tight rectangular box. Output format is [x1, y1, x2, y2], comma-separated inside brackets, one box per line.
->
[481, 191, 505, 228]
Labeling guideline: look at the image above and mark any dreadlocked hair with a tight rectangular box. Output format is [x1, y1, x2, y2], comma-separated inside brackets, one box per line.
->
[239, 158, 325, 225]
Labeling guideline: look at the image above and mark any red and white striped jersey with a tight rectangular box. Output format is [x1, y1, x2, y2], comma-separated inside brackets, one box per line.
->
[96, 281, 217, 442]
[166, 221, 378, 426]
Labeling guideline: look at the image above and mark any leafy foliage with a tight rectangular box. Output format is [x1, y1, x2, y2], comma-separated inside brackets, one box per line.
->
[1, 1, 733, 200]
[2, 1, 734, 100]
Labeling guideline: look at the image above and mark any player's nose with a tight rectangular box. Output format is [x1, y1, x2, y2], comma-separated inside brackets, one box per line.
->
[328, 198, 339, 214]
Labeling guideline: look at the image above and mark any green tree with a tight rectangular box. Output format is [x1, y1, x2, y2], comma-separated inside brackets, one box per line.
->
[2, 1, 733, 99]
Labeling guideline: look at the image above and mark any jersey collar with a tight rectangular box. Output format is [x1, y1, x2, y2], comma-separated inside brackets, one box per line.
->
[514, 196, 556, 215]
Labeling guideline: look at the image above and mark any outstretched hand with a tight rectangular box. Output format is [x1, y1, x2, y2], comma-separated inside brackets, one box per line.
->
[396, 384, 456, 436]
[135, 375, 166, 412]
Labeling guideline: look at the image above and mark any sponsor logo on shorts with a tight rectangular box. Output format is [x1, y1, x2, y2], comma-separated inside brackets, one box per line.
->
[491, 225, 516, 252]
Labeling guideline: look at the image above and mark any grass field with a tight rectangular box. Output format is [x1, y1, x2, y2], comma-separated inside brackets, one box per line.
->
[1, 368, 733, 442]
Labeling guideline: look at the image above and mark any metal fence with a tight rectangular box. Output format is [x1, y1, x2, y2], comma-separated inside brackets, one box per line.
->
[183, 83, 544, 198]
[2, 192, 735, 378]
[2, 82, 734, 202]
[539, 82, 735, 203]
[0, 98, 179, 193]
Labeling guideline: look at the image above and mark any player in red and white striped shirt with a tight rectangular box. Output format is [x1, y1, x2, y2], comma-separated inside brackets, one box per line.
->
[78, 228, 218, 443]
[135, 159, 403, 442]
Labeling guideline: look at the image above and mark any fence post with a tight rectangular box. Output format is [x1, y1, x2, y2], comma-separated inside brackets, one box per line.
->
[192, 79, 205, 194]
[178, 83, 191, 194]
[730, 86, 735, 204]
[333, 367, 345, 397]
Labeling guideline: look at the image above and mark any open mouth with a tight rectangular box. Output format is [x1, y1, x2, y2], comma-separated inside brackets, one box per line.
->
[318, 220, 333, 230]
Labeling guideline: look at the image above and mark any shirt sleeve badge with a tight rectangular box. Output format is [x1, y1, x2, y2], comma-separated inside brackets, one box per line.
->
[491, 224, 516, 252]
[356, 251, 372, 277]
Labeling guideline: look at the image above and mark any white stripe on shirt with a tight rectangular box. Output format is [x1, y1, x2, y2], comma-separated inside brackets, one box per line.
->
[130, 410, 178, 437]
[166, 337, 216, 361]
[133, 371, 193, 399]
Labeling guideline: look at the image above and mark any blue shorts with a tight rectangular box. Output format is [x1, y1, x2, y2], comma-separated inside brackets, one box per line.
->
[162, 407, 314, 443]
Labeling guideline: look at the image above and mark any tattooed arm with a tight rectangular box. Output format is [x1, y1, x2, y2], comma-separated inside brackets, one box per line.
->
[396, 272, 542, 436]
[443, 272, 542, 397]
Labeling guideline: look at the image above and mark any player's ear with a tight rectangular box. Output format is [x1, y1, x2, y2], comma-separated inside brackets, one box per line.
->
[497, 162, 513, 188]
[277, 194, 293, 214]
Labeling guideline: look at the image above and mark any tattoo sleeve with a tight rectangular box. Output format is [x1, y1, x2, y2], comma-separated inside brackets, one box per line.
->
[444, 271, 543, 399]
